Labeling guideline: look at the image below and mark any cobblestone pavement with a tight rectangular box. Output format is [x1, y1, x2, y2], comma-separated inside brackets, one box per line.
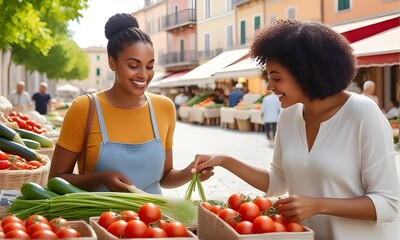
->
[162, 121, 400, 201]
[162, 121, 272, 201]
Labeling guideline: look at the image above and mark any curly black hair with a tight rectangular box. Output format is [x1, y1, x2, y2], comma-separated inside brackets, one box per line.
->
[105, 13, 153, 60]
[250, 19, 356, 100]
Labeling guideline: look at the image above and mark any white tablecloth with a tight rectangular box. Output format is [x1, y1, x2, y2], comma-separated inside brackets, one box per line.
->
[191, 107, 205, 124]
[220, 107, 236, 124]
[178, 106, 192, 119]
[249, 109, 264, 124]
[204, 108, 220, 119]
[233, 109, 252, 120]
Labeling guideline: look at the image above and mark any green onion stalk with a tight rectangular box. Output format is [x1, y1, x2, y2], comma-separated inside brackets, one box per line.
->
[185, 172, 207, 202]
[8, 192, 197, 226]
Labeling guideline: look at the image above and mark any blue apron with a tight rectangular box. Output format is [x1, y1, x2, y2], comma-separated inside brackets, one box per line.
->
[92, 94, 165, 194]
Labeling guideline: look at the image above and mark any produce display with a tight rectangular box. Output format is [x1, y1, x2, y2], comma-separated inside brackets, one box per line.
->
[8, 178, 198, 226]
[202, 193, 305, 234]
[7, 111, 47, 135]
[0, 215, 80, 239]
[93, 204, 189, 238]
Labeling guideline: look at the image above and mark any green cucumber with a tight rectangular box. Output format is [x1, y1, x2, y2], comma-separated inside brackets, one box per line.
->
[0, 137, 39, 161]
[47, 177, 86, 195]
[16, 128, 54, 148]
[20, 182, 59, 200]
[22, 138, 41, 150]
[0, 122, 25, 145]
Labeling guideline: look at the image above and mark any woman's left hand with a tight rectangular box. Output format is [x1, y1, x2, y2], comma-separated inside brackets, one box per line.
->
[274, 194, 321, 223]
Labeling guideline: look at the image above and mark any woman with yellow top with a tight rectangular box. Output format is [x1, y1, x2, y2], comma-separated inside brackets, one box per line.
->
[48, 13, 213, 193]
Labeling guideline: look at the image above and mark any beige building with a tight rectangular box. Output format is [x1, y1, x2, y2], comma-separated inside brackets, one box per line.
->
[264, 0, 322, 23]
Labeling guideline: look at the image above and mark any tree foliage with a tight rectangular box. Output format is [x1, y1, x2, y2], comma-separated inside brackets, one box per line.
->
[0, 0, 89, 81]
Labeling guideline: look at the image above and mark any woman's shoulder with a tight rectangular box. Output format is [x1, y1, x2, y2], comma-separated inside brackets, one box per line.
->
[147, 92, 174, 106]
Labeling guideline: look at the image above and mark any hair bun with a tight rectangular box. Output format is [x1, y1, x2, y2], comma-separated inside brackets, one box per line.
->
[105, 13, 139, 40]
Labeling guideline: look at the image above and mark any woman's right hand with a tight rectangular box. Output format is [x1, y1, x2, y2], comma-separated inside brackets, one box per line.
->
[192, 154, 230, 173]
[96, 171, 133, 192]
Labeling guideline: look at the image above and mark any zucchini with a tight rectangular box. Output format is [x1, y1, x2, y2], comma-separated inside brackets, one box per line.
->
[0, 137, 39, 161]
[22, 138, 41, 150]
[20, 182, 59, 200]
[47, 177, 86, 195]
[16, 128, 53, 148]
[0, 122, 25, 145]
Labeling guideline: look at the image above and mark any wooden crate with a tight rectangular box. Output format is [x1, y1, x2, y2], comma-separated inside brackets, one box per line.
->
[68, 221, 98, 240]
[197, 204, 314, 240]
[89, 217, 198, 240]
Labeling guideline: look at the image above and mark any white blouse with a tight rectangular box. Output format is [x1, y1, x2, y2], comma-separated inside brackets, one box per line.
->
[266, 94, 400, 240]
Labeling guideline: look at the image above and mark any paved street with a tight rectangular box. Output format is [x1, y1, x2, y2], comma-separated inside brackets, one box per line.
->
[162, 121, 274, 201]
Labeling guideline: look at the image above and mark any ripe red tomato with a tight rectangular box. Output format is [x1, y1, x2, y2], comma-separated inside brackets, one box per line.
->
[25, 215, 49, 229]
[57, 227, 81, 238]
[200, 201, 212, 210]
[274, 222, 287, 232]
[0, 159, 10, 170]
[8, 111, 17, 117]
[157, 219, 169, 230]
[2, 222, 27, 234]
[31, 229, 58, 239]
[238, 202, 260, 222]
[253, 196, 272, 211]
[227, 193, 245, 211]
[27, 222, 52, 237]
[138, 203, 162, 225]
[164, 222, 187, 237]
[271, 214, 288, 225]
[5, 229, 30, 239]
[286, 222, 304, 232]
[98, 211, 118, 229]
[147, 227, 167, 238]
[124, 219, 148, 238]
[209, 205, 224, 215]
[1, 215, 23, 228]
[48, 217, 69, 234]
[235, 221, 253, 234]
[0, 150, 8, 160]
[252, 216, 275, 233]
[119, 210, 138, 222]
[218, 208, 239, 229]
[107, 220, 128, 238]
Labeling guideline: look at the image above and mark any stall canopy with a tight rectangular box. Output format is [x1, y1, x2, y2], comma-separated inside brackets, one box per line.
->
[352, 26, 400, 67]
[332, 13, 399, 43]
[212, 56, 262, 79]
[158, 48, 249, 87]
[157, 70, 191, 87]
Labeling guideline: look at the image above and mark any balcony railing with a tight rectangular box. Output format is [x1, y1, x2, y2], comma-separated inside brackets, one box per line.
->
[162, 9, 196, 30]
[159, 50, 197, 66]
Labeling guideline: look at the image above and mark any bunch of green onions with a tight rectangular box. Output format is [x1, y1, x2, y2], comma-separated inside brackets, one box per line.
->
[8, 192, 197, 226]
[185, 172, 207, 202]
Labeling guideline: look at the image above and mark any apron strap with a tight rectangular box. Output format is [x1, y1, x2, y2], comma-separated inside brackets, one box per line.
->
[93, 95, 109, 142]
[145, 92, 160, 139]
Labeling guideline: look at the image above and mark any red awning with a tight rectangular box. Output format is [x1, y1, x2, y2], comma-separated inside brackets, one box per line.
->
[332, 13, 400, 43]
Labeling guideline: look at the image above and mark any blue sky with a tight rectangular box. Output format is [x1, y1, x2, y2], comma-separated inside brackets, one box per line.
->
[68, 0, 144, 48]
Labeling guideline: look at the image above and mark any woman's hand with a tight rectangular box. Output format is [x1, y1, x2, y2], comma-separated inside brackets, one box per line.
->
[97, 171, 133, 192]
[192, 154, 231, 181]
[274, 194, 321, 222]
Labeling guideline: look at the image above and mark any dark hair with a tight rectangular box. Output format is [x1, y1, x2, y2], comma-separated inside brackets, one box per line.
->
[392, 99, 400, 108]
[105, 13, 153, 60]
[250, 19, 356, 100]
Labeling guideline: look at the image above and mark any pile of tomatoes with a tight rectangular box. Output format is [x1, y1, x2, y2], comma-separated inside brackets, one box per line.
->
[98, 203, 188, 238]
[201, 193, 305, 235]
[7, 111, 46, 135]
[0, 150, 44, 171]
[0, 215, 79, 239]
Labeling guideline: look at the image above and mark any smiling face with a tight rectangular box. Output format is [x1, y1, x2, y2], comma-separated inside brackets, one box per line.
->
[266, 60, 306, 108]
[109, 42, 155, 96]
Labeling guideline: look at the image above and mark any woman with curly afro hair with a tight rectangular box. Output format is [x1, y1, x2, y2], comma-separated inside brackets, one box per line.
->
[193, 19, 399, 239]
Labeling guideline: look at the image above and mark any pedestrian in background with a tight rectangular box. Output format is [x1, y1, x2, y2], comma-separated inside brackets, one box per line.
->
[49, 13, 213, 193]
[8, 81, 32, 108]
[228, 83, 244, 107]
[261, 90, 281, 147]
[384, 99, 399, 120]
[32, 82, 51, 115]
[193, 19, 399, 239]
[362, 80, 379, 105]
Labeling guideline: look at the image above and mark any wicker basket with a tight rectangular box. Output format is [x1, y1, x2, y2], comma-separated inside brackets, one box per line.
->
[89, 217, 198, 239]
[37, 147, 55, 160]
[68, 220, 97, 240]
[197, 204, 315, 240]
[0, 154, 50, 190]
